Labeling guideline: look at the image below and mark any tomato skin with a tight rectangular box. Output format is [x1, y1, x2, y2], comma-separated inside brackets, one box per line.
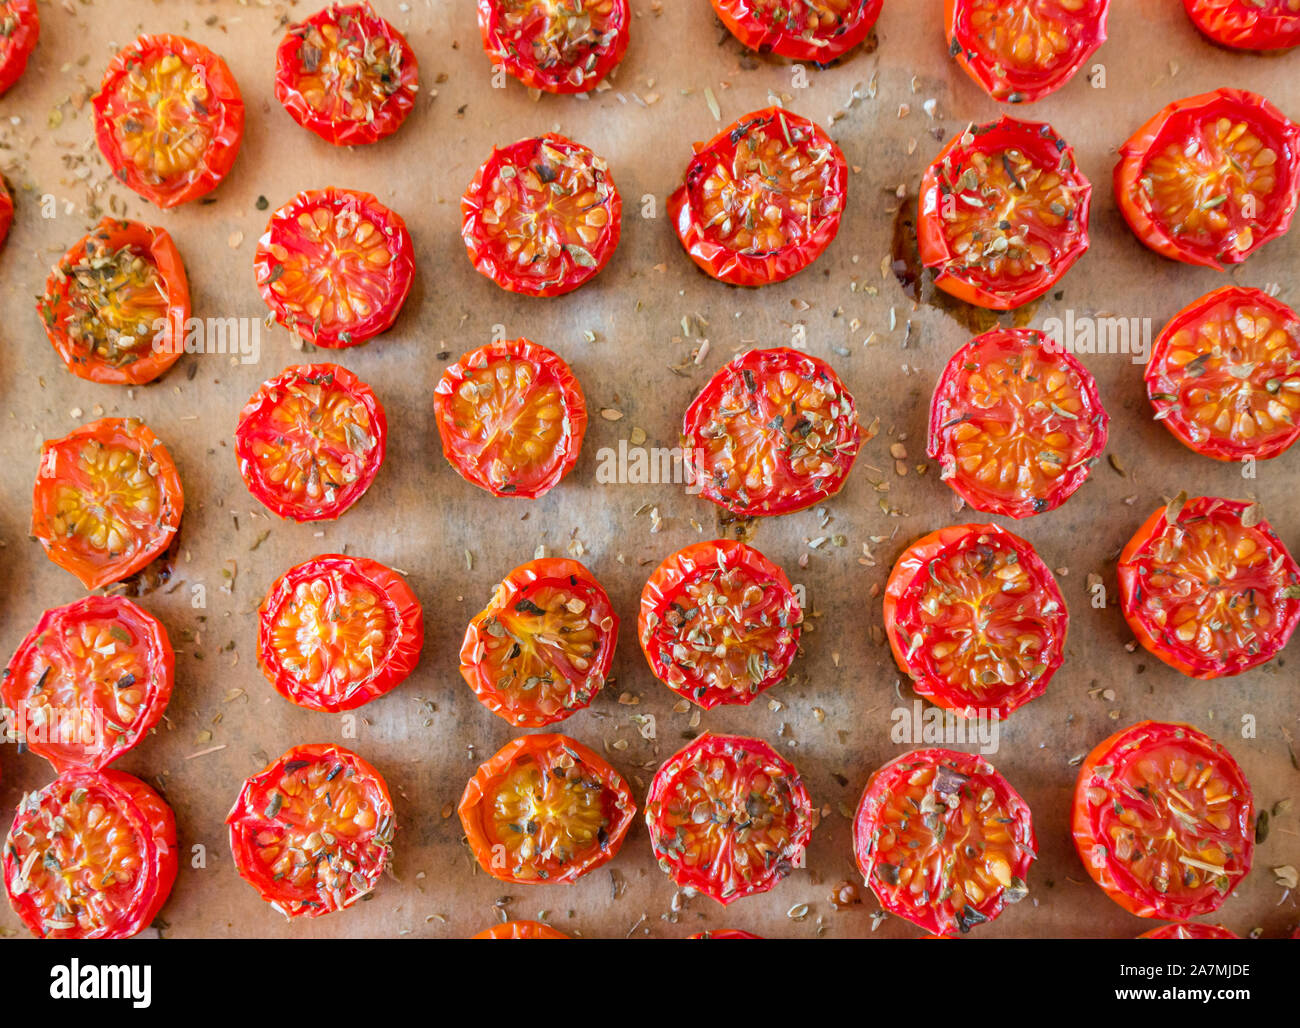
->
[0, 0, 39, 96]
[474, 920, 570, 939]
[257, 554, 424, 713]
[1183, 0, 1300, 50]
[0, 177, 13, 250]
[93, 34, 244, 209]
[478, 0, 630, 93]
[433, 339, 587, 499]
[668, 108, 848, 287]
[4, 769, 177, 939]
[2, 596, 173, 774]
[1118, 497, 1300, 679]
[690, 928, 763, 939]
[275, 2, 419, 146]
[458, 733, 636, 885]
[37, 218, 191, 386]
[711, 0, 882, 63]
[1139, 922, 1239, 939]
[1072, 721, 1254, 921]
[919, 116, 1092, 310]
[1114, 89, 1300, 270]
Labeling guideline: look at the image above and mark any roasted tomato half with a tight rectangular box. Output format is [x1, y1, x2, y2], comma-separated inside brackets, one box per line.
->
[462, 133, 621, 297]
[945, 0, 1109, 104]
[236, 363, 387, 522]
[690, 928, 763, 938]
[1118, 495, 1300, 678]
[712, 0, 882, 63]
[2, 596, 173, 774]
[37, 218, 191, 386]
[31, 417, 184, 591]
[0, 177, 12, 249]
[928, 328, 1109, 518]
[638, 540, 802, 709]
[460, 558, 618, 727]
[434, 338, 587, 498]
[919, 116, 1092, 310]
[258, 554, 424, 712]
[645, 732, 814, 905]
[854, 748, 1036, 936]
[1139, 921, 1239, 939]
[478, 0, 630, 93]
[684, 348, 861, 516]
[275, 2, 419, 146]
[1146, 287, 1300, 462]
[884, 524, 1067, 719]
[1115, 89, 1300, 270]
[0, 0, 38, 96]
[459, 734, 636, 885]
[474, 920, 570, 939]
[3, 770, 177, 939]
[255, 187, 415, 348]
[93, 34, 244, 209]
[1183, 0, 1300, 50]
[669, 108, 847, 287]
[1073, 721, 1254, 921]
[227, 743, 395, 918]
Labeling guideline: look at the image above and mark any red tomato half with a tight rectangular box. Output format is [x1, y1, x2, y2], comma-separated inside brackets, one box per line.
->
[919, 116, 1092, 310]
[928, 328, 1109, 518]
[2, 596, 173, 774]
[1118, 496, 1300, 678]
[236, 363, 387, 522]
[1073, 721, 1254, 921]
[854, 748, 1036, 936]
[257, 554, 424, 712]
[711, 1, 882, 63]
[4, 769, 177, 939]
[1139, 922, 1239, 939]
[37, 218, 191, 386]
[638, 540, 802, 709]
[227, 743, 395, 918]
[945, 0, 1109, 104]
[645, 733, 814, 905]
[1183, 0, 1300, 50]
[462, 134, 621, 297]
[31, 417, 184, 591]
[459, 734, 636, 885]
[275, 2, 419, 146]
[1145, 287, 1300, 462]
[434, 338, 587, 498]
[93, 34, 244, 209]
[460, 558, 618, 727]
[474, 920, 570, 939]
[884, 524, 1067, 719]
[669, 108, 848, 287]
[478, 0, 630, 93]
[255, 187, 415, 348]
[1115, 89, 1300, 269]
[683, 348, 861, 516]
[690, 928, 763, 938]
[0, 0, 38, 96]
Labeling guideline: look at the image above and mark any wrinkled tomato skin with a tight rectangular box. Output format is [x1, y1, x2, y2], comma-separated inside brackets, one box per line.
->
[669, 108, 848, 287]
[0, 0, 38, 96]
[37, 218, 191, 386]
[711, 0, 882, 63]
[690, 928, 762, 938]
[1139, 922, 1239, 939]
[1114, 89, 1300, 270]
[474, 920, 569, 939]
[93, 34, 244, 209]
[1184, 0, 1300, 50]
[478, 0, 630, 93]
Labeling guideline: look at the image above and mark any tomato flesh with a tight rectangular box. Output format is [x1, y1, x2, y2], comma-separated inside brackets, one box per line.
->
[479, 0, 630, 93]
[712, 1, 883, 62]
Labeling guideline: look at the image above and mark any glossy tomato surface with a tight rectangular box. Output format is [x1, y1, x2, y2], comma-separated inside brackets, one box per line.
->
[1145, 287, 1300, 462]
[37, 218, 191, 386]
[275, 2, 419, 145]
[669, 107, 847, 287]
[434, 338, 587, 498]
[478, 0, 630, 93]
[919, 116, 1092, 309]
[683, 347, 861, 516]
[1073, 721, 1253, 921]
[31, 417, 184, 590]
[228, 743, 395, 918]
[0, 0, 38, 96]
[459, 734, 636, 885]
[928, 328, 1109, 518]
[690, 928, 763, 938]
[257, 554, 424, 712]
[474, 919, 569, 939]
[1183, 0, 1300, 50]
[884, 524, 1067, 719]
[4, 769, 177, 939]
[93, 34, 244, 208]
[1118, 496, 1300, 678]
[712, 0, 882, 63]
[645, 732, 814, 905]
[1115, 89, 1300, 269]
[1139, 922, 1239, 939]
[854, 748, 1036, 936]
[236, 363, 387, 522]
